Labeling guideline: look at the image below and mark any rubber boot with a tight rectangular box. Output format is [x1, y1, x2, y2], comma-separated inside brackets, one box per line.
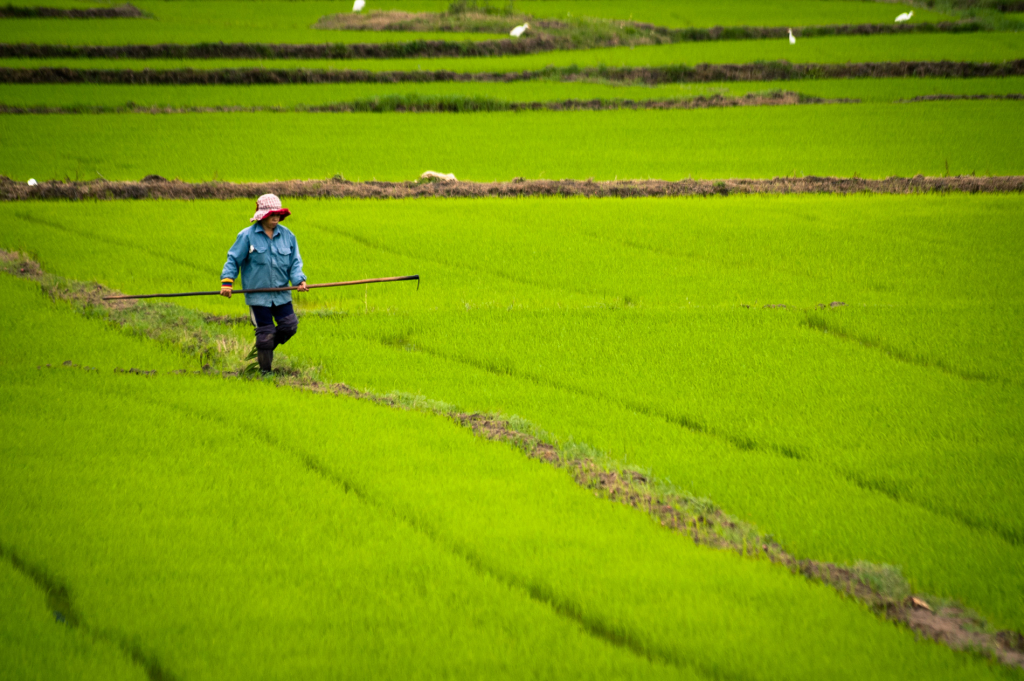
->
[257, 349, 274, 374]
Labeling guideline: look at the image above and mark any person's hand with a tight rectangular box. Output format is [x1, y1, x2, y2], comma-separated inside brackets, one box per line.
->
[297, 281, 309, 292]
[220, 285, 233, 298]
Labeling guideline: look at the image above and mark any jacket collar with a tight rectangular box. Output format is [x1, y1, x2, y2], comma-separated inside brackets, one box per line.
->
[252, 224, 281, 239]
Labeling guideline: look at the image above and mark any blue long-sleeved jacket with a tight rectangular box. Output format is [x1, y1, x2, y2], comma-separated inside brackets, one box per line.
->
[221, 224, 306, 307]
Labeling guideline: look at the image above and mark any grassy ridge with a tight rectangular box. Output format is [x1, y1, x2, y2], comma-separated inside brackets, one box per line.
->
[2, 77, 1023, 110]
[4, 195, 1023, 632]
[2, 31, 1020, 72]
[2, 101, 1021, 182]
[1, 274, 1005, 680]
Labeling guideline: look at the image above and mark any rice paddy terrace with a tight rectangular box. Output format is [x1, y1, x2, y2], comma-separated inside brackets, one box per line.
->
[1, 0, 1023, 679]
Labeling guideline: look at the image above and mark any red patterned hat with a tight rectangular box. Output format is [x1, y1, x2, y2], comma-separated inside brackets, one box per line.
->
[251, 193, 292, 223]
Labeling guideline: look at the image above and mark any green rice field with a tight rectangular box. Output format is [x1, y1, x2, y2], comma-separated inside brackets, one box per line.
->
[2, 101, 1021, 182]
[3, 0, 1023, 677]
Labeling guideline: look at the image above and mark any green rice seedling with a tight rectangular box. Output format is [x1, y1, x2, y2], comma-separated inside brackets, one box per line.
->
[2, 100, 1021, 182]
[3, 30, 1020, 72]
[4, 77, 1023, 111]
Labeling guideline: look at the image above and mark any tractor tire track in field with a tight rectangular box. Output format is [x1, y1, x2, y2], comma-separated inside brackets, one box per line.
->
[0, 91, 856, 115]
[6, 251, 1024, 670]
[3, 60, 1023, 86]
[0, 543, 178, 681]
[803, 313, 1012, 384]
[3, 175, 1023, 202]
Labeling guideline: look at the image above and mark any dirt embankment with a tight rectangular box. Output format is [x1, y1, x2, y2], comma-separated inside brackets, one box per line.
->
[0, 92, 851, 115]
[0, 3, 142, 18]
[4, 60, 1023, 85]
[3, 175, 1022, 202]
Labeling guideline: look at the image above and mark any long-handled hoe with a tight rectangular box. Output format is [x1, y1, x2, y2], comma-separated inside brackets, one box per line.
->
[101, 275, 420, 301]
[103, 275, 420, 375]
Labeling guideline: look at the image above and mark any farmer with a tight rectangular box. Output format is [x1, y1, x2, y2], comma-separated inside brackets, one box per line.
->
[220, 193, 308, 374]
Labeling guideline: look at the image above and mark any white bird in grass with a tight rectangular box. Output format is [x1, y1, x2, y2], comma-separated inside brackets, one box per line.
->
[788, 28, 795, 45]
[27, 178, 37, 186]
[352, 0, 365, 12]
[510, 22, 529, 38]
[895, 10, 913, 22]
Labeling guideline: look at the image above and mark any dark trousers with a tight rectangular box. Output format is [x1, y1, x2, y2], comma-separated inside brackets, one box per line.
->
[250, 302, 298, 351]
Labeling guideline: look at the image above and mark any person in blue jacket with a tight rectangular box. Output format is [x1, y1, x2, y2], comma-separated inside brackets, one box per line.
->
[220, 194, 308, 374]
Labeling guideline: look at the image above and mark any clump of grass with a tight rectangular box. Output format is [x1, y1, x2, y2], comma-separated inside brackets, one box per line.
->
[853, 561, 912, 602]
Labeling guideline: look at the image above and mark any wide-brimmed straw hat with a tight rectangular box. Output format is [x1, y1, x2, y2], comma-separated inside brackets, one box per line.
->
[251, 193, 292, 223]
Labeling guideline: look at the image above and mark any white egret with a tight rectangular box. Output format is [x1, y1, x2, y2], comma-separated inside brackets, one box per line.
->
[510, 22, 529, 38]
[895, 10, 913, 22]
[788, 28, 795, 45]
[352, 0, 365, 12]
[420, 171, 457, 182]
[27, 178, 37, 186]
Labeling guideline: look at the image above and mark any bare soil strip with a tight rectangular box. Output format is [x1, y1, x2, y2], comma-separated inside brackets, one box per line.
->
[0, 92, 851, 115]
[3, 247, 1023, 669]
[3, 175, 1022, 202]
[5, 60, 1022, 85]
[0, 3, 142, 19]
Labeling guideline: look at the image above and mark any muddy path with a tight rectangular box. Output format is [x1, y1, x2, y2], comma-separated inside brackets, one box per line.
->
[4, 60, 1024, 86]
[3, 175, 1022, 202]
